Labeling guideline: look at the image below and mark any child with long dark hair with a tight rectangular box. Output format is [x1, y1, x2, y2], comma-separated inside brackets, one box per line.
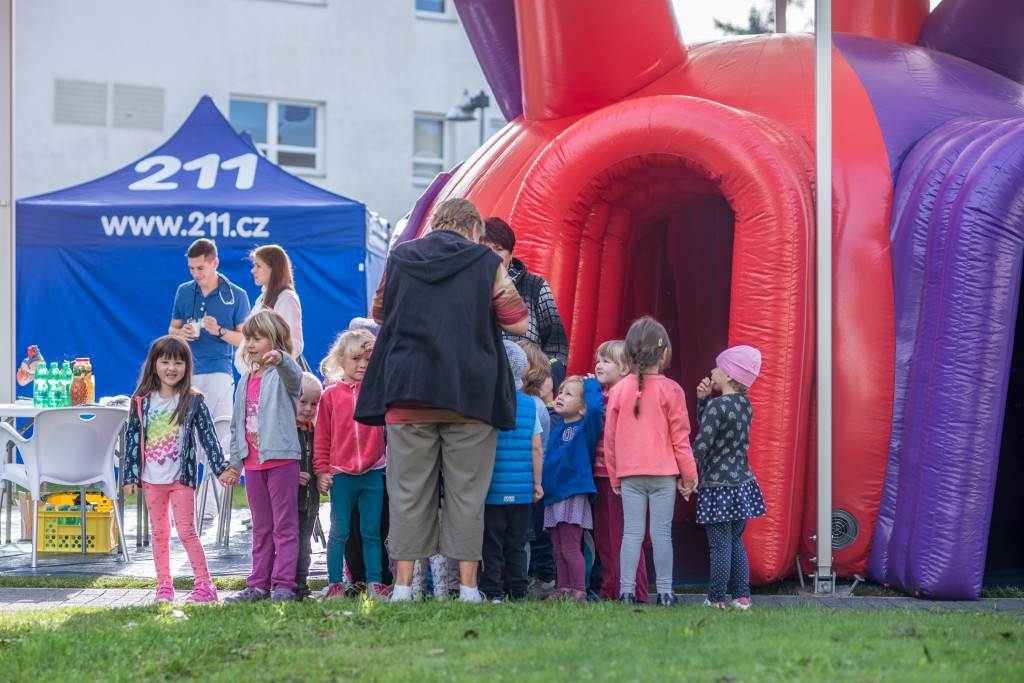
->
[123, 335, 237, 604]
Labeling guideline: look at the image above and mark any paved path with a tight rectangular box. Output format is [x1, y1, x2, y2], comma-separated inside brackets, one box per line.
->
[2, 588, 1021, 612]
[3, 504, 1022, 613]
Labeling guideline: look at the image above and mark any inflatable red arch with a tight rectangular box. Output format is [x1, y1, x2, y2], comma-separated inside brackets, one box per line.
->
[425, 95, 816, 582]
[409, 0, 902, 584]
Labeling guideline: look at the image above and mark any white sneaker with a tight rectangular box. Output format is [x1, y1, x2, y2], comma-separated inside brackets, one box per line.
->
[731, 597, 751, 610]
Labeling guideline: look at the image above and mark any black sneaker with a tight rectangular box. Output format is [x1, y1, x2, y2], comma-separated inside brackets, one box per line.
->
[655, 593, 678, 606]
[618, 593, 637, 605]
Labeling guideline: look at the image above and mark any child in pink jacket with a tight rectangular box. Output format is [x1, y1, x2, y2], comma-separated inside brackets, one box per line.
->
[314, 329, 387, 601]
[605, 316, 697, 606]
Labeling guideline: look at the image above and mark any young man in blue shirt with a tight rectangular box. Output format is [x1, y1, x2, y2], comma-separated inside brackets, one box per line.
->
[170, 238, 251, 518]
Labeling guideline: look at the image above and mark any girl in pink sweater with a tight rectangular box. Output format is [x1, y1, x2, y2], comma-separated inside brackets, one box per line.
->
[314, 329, 387, 601]
[605, 316, 697, 606]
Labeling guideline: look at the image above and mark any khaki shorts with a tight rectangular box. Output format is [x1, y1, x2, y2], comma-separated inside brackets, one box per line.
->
[385, 422, 497, 561]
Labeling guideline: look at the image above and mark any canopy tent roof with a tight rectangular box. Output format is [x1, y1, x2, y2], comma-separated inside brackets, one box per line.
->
[16, 96, 384, 395]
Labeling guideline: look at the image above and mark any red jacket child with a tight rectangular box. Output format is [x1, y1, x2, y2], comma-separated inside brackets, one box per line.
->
[313, 381, 385, 476]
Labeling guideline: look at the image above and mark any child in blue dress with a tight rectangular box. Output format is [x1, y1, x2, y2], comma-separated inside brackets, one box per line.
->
[541, 375, 602, 601]
[694, 345, 767, 609]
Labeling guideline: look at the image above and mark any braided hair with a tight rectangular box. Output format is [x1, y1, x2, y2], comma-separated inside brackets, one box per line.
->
[624, 316, 672, 417]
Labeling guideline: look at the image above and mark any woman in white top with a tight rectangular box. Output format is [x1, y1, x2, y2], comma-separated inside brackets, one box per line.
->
[235, 244, 305, 374]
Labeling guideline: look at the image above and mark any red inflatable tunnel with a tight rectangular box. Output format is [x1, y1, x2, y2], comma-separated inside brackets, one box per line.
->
[504, 95, 815, 583]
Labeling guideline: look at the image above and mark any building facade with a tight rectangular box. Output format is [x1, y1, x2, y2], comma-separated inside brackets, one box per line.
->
[15, 0, 499, 226]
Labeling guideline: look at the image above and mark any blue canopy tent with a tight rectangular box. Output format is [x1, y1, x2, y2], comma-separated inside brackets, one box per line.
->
[16, 96, 388, 396]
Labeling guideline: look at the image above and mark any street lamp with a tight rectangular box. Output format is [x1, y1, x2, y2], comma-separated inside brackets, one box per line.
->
[445, 89, 490, 146]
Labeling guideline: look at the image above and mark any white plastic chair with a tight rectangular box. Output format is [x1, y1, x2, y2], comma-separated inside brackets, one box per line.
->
[0, 406, 130, 568]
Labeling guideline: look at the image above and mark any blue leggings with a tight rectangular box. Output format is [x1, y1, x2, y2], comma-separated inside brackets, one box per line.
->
[328, 469, 384, 584]
[704, 519, 750, 603]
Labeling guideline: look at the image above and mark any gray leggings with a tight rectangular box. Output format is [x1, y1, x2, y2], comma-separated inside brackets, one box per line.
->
[619, 475, 676, 595]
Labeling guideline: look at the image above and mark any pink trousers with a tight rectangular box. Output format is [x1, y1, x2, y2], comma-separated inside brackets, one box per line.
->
[143, 481, 211, 586]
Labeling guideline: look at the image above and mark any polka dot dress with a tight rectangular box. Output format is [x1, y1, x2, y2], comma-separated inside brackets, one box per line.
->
[697, 480, 767, 524]
[693, 394, 768, 524]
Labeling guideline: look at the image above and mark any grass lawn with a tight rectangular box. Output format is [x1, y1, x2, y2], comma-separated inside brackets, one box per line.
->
[0, 599, 1021, 681]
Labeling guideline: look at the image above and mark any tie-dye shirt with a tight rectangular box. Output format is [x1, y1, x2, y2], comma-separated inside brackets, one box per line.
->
[142, 394, 183, 485]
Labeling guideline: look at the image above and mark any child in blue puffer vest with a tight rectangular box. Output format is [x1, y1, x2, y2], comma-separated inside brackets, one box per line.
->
[479, 341, 545, 602]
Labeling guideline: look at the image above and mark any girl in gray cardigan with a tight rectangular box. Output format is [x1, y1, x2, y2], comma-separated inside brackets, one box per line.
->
[225, 310, 303, 604]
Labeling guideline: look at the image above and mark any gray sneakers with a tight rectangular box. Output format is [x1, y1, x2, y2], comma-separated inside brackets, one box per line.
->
[526, 578, 556, 600]
[272, 587, 296, 602]
[224, 586, 269, 603]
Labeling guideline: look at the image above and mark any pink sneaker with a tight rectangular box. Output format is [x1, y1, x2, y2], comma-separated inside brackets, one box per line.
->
[702, 598, 727, 609]
[731, 597, 751, 610]
[367, 582, 392, 602]
[323, 583, 347, 601]
[186, 583, 219, 603]
[154, 582, 175, 603]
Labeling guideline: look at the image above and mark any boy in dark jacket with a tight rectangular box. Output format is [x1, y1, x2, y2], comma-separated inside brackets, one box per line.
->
[295, 372, 323, 601]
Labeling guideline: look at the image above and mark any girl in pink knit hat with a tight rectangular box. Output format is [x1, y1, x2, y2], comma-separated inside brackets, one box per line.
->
[694, 345, 768, 609]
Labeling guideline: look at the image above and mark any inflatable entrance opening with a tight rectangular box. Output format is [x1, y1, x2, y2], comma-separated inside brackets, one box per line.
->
[510, 95, 817, 583]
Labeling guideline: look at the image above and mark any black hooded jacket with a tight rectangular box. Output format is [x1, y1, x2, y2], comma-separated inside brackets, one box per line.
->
[354, 229, 517, 430]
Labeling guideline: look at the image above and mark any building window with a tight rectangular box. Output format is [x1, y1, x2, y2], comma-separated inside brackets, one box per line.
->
[413, 114, 445, 183]
[415, 0, 456, 20]
[415, 0, 445, 12]
[229, 97, 323, 174]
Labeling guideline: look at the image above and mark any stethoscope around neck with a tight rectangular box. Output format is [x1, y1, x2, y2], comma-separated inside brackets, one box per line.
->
[190, 274, 235, 320]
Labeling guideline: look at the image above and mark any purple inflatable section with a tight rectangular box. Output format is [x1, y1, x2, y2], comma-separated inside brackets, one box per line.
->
[833, 33, 1024, 178]
[879, 118, 1024, 598]
[918, 0, 1024, 85]
[870, 118, 1023, 594]
[392, 165, 462, 250]
[453, 0, 523, 121]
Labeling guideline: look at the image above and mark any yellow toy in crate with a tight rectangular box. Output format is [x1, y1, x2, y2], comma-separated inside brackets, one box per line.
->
[36, 493, 118, 553]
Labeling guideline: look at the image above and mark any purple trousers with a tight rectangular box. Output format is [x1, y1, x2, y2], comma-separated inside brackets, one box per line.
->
[245, 461, 300, 591]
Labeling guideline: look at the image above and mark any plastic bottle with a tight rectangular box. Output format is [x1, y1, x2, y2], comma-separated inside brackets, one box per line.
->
[33, 362, 49, 407]
[61, 361, 73, 407]
[83, 358, 95, 404]
[71, 360, 88, 406]
[46, 362, 60, 407]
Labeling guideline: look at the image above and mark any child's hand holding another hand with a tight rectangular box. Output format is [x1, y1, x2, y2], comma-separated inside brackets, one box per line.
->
[218, 466, 240, 486]
[298, 472, 311, 486]
[696, 377, 713, 398]
[677, 479, 696, 501]
[317, 473, 334, 495]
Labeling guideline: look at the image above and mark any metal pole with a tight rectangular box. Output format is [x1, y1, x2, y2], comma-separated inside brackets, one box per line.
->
[813, 0, 835, 593]
[1, 0, 14, 405]
[776, 0, 787, 33]
[478, 105, 485, 147]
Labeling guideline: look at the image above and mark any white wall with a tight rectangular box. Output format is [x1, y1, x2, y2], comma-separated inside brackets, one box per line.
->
[15, 0, 491, 225]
